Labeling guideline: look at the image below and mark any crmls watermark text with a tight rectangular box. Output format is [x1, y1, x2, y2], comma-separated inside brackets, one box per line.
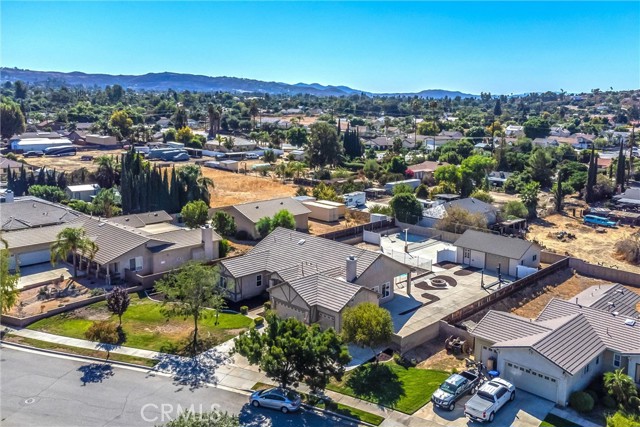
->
[140, 403, 222, 422]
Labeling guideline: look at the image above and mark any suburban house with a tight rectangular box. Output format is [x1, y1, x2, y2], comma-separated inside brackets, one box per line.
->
[85, 134, 119, 147]
[453, 230, 540, 277]
[65, 184, 101, 202]
[613, 188, 640, 207]
[572, 133, 595, 149]
[472, 284, 640, 406]
[66, 130, 88, 144]
[487, 171, 513, 187]
[215, 197, 310, 240]
[0, 156, 32, 181]
[550, 127, 571, 137]
[420, 197, 499, 227]
[532, 137, 560, 148]
[408, 160, 449, 180]
[218, 228, 411, 331]
[1, 197, 222, 284]
[156, 117, 173, 128]
[505, 125, 525, 137]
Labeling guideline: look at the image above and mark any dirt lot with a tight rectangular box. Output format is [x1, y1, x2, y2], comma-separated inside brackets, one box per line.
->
[466, 269, 639, 322]
[20, 149, 122, 172]
[308, 214, 370, 236]
[488, 191, 520, 208]
[527, 212, 640, 274]
[202, 167, 298, 207]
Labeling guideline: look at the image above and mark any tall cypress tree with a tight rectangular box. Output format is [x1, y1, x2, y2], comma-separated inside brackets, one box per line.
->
[585, 146, 596, 203]
[616, 138, 625, 192]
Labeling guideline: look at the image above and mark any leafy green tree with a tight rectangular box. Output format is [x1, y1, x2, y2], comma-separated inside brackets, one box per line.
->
[436, 205, 488, 233]
[50, 227, 96, 279]
[523, 116, 551, 139]
[212, 211, 236, 237]
[155, 262, 223, 356]
[256, 217, 272, 238]
[181, 200, 210, 229]
[312, 182, 341, 202]
[271, 209, 296, 230]
[0, 238, 19, 314]
[233, 313, 350, 391]
[466, 126, 487, 139]
[502, 201, 528, 219]
[392, 183, 414, 195]
[389, 193, 423, 224]
[14, 80, 28, 99]
[84, 321, 120, 358]
[94, 155, 119, 189]
[106, 287, 130, 327]
[341, 303, 393, 364]
[470, 190, 494, 203]
[461, 155, 496, 191]
[176, 126, 195, 145]
[363, 159, 380, 179]
[28, 185, 67, 202]
[415, 184, 430, 199]
[307, 121, 342, 168]
[493, 99, 502, 116]
[417, 121, 440, 136]
[163, 411, 239, 427]
[263, 150, 277, 163]
[434, 164, 462, 191]
[387, 156, 407, 174]
[109, 110, 133, 141]
[1, 98, 26, 139]
[519, 181, 540, 218]
[174, 106, 188, 130]
[93, 188, 121, 218]
[526, 149, 554, 187]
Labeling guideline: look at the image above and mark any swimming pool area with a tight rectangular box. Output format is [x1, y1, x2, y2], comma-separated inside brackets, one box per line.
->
[391, 232, 430, 243]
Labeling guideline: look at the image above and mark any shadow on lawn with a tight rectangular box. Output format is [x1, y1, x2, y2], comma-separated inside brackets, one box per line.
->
[78, 363, 114, 385]
[346, 364, 405, 408]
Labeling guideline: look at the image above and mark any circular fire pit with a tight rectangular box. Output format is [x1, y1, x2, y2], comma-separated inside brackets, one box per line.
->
[429, 278, 448, 288]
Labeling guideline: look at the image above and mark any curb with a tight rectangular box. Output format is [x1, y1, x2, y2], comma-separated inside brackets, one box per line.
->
[301, 402, 379, 426]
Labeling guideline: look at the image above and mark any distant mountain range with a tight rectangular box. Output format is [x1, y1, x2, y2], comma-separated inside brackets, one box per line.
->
[0, 68, 476, 99]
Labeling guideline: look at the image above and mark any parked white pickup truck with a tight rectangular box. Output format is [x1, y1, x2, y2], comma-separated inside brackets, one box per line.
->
[464, 377, 515, 423]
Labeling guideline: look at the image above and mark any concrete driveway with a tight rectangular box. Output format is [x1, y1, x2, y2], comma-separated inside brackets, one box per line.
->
[413, 389, 554, 427]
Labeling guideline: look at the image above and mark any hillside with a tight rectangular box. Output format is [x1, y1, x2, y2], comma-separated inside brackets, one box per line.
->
[0, 67, 476, 98]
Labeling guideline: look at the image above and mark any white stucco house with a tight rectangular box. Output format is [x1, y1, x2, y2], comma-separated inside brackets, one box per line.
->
[472, 284, 640, 406]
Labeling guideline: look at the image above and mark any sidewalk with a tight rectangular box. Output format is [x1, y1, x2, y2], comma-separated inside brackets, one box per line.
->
[4, 327, 163, 359]
[549, 407, 602, 427]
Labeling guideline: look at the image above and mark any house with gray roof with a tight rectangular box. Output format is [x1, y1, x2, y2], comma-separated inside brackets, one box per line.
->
[215, 197, 310, 240]
[1, 197, 81, 231]
[453, 229, 540, 276]
[471, 284, 640, 405]
[219, 228, 410, 331]
[65, 184, 101, 202]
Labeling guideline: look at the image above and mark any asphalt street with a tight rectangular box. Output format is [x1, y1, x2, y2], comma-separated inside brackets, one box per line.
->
[0, 346, 356, 427]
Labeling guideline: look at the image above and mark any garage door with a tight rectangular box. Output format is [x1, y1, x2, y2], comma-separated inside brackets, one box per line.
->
[16, 250, 52, 268]
[485, 253, 509, 274]
[503, 361, 558, 403]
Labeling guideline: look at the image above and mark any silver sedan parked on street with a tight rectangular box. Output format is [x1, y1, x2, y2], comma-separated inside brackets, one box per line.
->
[249, 387, 302, 413]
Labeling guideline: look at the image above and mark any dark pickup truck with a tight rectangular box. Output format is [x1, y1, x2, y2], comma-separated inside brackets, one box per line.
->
[431, 370, 481, 411]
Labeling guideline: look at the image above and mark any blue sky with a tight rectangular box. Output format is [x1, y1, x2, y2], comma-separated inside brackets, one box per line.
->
[2, 1, 639, 94]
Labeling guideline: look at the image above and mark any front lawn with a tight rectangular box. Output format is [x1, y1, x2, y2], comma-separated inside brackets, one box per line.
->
[28, 295, 253, 354]
[539, 414, 582, 427]
[326, 360, 449, 414]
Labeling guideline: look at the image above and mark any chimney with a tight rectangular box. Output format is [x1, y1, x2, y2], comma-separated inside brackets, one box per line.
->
[346, 255, 357, 282]
[202, 224, 215, 260]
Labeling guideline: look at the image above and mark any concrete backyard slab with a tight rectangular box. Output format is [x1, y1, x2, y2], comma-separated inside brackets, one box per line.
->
[413, 389, 554, 427]
[17, 263, 72, 289]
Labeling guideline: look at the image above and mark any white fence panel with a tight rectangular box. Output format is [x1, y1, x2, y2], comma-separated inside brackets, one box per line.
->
[516, 265, 538, 278]
[363, 230, 381, 245]
[437, 248, 457, 264]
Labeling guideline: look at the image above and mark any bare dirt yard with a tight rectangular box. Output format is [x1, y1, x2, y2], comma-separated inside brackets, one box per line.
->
[527, 212, 640, 274]
[202, 167, 298, 207]
[466, 269, 639, 322]
[20, 149, 122, 173]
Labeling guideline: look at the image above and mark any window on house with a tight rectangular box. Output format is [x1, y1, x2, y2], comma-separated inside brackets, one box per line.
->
[463, 249, 471, 258]
[382, 282, 391, 298]
[257, 274, 262, 287]
[596, 355, 600, 365]
[532, 254, 537, 261]
[613, 353, 621, 368]
[583, 364, 590, 375]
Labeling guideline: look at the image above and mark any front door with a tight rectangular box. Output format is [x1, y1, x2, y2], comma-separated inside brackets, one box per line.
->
[463, 248, 471, 265]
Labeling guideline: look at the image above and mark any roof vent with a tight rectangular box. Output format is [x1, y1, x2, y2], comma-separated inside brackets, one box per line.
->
[613, 311, 619, 316]
[298, 239, 306, 245]
[625, 319, 636, 326]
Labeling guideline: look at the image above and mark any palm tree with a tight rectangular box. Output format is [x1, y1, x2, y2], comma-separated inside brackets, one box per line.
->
[94, 155, 117, 188]
[50, 227, 95, 279]
[249, 99, 259, 130]
[288, 161, 305, 178]
[604, 368, 638, 409]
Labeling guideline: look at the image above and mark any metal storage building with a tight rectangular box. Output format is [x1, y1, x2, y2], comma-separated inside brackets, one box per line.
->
[302, 201, 340, 222]
[10, 138, 73, 152]
[315, 199, 346, 217]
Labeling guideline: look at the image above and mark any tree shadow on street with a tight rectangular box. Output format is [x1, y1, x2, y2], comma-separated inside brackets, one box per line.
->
[150, 343, 231, 391]
[78, 363, 114, 386]
[345, 364, 405, 408]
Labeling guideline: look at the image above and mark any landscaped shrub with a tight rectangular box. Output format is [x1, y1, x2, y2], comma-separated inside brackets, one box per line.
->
[586, 389, 600, 404]
[254, 316, 264, 327]
[219, 239, 231, 258]
[240, 306, 249, 315]
[235, 230, 250, 240]
[84, 321, 119, 345]
[569, 391, 595, 413]
[629, 396, 640, 412]
[263, 301, 271, 310]
[602, 395, 617, 409]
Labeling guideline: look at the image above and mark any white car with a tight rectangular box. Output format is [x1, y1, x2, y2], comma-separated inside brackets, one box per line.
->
[245, 153, 259, 159]
[464, 377, 515, 423]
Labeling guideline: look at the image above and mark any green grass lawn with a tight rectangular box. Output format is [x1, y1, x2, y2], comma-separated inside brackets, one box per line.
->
[326, 360, 449, 414]
[539, 414, 582, 427]
[251, 382, 384, 426]
[27, 296, 253, 354]
[4, 334, 157, 367]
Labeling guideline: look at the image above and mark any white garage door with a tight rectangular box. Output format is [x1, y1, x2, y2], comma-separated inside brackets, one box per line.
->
[16, 250, 52, 268]
[469, 250, 484, 269]
[503, 360, 558, 403]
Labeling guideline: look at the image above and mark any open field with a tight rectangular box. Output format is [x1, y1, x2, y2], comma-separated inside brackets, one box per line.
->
[202, 167, 298, 207]
[527, 212, 640, 274]
[19, 149, 123, 172]
[27, 295, 253, 354]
